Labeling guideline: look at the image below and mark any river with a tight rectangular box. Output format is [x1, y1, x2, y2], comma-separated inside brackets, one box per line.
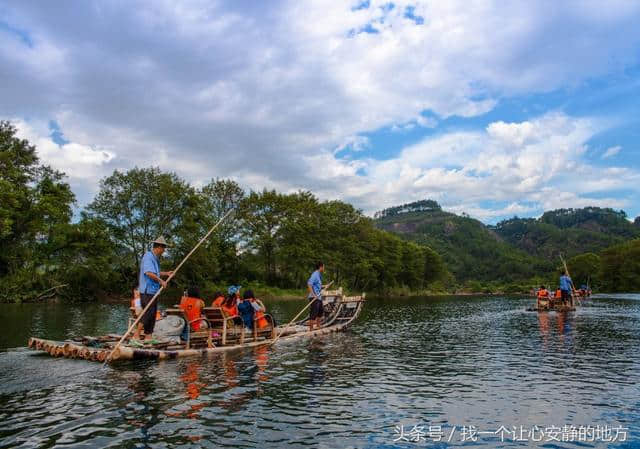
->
[1, 294, 639, 448]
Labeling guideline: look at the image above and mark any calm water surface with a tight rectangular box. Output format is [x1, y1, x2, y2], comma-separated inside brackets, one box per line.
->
[1, 294, 639, 448]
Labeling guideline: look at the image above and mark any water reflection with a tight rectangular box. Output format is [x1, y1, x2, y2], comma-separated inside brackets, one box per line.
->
[1, 295, 639, 447]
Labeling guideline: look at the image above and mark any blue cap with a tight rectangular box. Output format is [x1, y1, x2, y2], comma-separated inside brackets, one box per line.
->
[227, 285, 241, 295]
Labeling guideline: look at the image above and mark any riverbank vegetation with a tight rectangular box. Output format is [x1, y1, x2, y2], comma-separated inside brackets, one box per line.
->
[0, 121, 447, 303]
[2, 120, 639, 303]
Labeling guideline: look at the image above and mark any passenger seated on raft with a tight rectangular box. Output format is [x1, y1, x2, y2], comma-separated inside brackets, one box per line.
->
[243, 289, 271, 328]
[537, 285, 549, 299]
[222, 286, 243, 325]
[536, 285, 549, 308]
[237, 292, 256, 330]
[554, 288, 562, 299]
[179, 286, 208, 332]
[211, 291, 225, 308]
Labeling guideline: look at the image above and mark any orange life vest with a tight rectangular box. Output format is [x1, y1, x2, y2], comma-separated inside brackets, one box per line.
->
[249, 299, 268, 328]
[222, 303, 238, 318]
[555, 289, 562, 298]
[180, 296, 204, 331]
[255, 310, 268, 329]
[537, 289, 548, 299]
[212, 297, 224, 308]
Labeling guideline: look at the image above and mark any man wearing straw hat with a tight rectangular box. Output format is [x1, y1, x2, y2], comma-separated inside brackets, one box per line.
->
[138, 236, 173, 341]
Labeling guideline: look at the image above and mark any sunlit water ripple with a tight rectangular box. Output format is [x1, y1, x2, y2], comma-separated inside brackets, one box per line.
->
[1, 294, 639, 448]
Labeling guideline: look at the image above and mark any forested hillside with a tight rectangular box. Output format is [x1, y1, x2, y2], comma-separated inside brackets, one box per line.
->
[376, 200, 640, 291]
[492, 208, 639, 259]
[375, 206, 550, 283]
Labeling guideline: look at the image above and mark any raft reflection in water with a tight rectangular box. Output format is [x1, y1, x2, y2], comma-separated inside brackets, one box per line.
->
[537, 311, 575, 348]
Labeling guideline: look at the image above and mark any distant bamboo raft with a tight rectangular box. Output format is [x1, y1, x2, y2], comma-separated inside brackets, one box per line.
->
[27, 289, 365, 363]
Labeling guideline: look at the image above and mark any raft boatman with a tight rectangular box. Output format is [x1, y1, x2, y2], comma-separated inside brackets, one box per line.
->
[559, 270, 574, 307]
[138, 236, 173, 341]
[307, 261, 325, 331]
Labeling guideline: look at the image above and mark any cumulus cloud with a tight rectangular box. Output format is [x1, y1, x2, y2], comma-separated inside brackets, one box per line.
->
[334, 113, 640, 220]
[1, 1, 640, 219]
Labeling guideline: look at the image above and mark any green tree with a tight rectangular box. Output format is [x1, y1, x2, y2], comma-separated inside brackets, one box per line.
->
[238, 190, 291, 284]
[567, 252, 600, 288]
[0, 121, 78, 301]
[86, 167, 197, 273]
[600, 240, 640, 292]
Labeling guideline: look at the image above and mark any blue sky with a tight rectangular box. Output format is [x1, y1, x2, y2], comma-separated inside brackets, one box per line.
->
[1, 1, 639, 223]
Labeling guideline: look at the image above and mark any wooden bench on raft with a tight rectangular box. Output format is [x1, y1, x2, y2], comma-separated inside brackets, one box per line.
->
[166, 308, 212, 349]
[202, 307, 245, 346]
[164, 306, 277, 348]
[252, 313, 276, 342]
[201, 307, 276, 344]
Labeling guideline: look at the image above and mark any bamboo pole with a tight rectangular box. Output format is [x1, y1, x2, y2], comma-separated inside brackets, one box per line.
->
[103, 208, 235, 366]
[270, 281, 333, 346]
[559, 254, 577, 307]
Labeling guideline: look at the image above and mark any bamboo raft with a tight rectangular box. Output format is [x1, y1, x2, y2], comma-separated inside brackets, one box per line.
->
[527, 295, 576, 312]
[28, 289, 365, 363]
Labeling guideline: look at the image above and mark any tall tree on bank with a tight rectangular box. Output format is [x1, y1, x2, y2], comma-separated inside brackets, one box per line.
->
[85, 167, 197, 274]
[0, 121, 80, 301]
[239, 189, 290, 285]
[173, 178, 245, 286]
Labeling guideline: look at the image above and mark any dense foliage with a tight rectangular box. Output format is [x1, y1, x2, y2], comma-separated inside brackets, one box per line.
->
[599, 240, 640, 292]
[0, 123, 447, 302]
[376, 207, 549, 283]
[494, 208, 640, 260]
[3, 122, 639, 301]
[376, 200, 640, 292]
[0, 121, 123, 302]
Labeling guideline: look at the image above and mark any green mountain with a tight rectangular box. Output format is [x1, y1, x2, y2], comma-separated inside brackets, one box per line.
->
[492, 207, 640, 259]
[375, 201, 640, 289]
[375, 203, 549, 283]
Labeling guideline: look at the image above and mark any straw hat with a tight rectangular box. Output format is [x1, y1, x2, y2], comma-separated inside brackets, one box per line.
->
[152, 236, 170, 247]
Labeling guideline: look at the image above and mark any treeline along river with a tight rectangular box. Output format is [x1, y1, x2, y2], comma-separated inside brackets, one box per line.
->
[1, 294, 639, 448]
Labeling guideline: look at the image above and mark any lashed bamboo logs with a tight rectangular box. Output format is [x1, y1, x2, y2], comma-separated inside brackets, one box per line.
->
[27, 300, 364, 363]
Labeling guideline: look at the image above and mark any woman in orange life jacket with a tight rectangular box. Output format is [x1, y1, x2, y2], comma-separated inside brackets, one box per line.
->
[537, 285, 549, 299]
[536, 285, 549, 309]
[222, 285, 243, 325]
[211, 291, 225, 308]
[179, 286, 207, 332]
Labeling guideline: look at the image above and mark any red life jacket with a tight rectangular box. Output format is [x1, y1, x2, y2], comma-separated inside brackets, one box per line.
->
[180, 296, 204, 331]
[537, 289, 548, 299]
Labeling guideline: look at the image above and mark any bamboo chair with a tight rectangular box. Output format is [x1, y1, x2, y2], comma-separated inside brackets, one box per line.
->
[202, 307, 244, 346]
[166, 308, 212, 349]
[252, 314, 276, 342]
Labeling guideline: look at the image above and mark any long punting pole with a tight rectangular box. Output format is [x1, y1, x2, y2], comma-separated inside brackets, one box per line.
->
[103, 208, 235, 366]
[559, 253, 577, 306]
[269, 281, 333, 346]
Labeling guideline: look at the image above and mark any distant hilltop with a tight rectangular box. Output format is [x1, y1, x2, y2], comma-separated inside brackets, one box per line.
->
[373, 199, 442, 219]
[375, 200, 640, 290]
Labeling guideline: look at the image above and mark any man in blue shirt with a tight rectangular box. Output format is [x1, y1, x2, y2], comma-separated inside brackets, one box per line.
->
[138, 236, 173, 340]
[559, 271, 573, 306]
[307, 261, 325, 331]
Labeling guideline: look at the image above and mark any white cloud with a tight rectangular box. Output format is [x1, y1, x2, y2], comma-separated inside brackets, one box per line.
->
[1, 1, 640, 219]
[602, 145, 621, 159]
[12, 119, 115, 178]
[328, 113, 639, 220]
